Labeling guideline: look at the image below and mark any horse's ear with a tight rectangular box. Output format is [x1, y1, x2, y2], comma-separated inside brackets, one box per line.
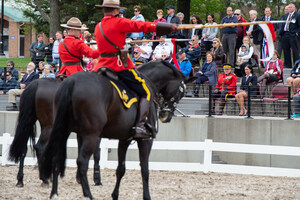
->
[184, 76, 197, 84]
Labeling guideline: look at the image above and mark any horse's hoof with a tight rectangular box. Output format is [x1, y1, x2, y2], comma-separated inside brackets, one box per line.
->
[41, 182, 49, 188]
[76, 178, 81, 184]
[16, 181, 24, 188]
[94, 182, 102, 186]
[50, 194, 59, 200]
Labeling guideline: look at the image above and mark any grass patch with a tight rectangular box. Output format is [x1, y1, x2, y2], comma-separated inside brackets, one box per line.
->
[0, 57, 32, 71]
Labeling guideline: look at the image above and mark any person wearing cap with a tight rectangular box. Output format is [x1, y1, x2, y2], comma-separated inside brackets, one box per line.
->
[94, 0, 178, 139]
[164, 5, 181, 38]
[131, 47, 148, 68]
[58, 17, 100, 76]
[211, 64, 237, 115]
[119, 9, 126, 18]
[175, 49, 192, 79]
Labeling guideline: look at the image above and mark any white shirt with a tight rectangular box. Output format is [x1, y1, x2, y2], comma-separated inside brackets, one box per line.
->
[153, 43, 171, 58]
[140, 43, 152, 59]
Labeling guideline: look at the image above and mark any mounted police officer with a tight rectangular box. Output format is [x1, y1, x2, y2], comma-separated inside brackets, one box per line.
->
[94, 0, 178, 139]
[58, 17, 99, 76]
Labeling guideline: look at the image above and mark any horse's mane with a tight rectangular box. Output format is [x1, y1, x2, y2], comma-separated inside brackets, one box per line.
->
[139, 61, 185, 80]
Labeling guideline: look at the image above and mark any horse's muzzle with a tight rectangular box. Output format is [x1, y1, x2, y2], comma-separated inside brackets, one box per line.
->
[159, 110, 173, 123]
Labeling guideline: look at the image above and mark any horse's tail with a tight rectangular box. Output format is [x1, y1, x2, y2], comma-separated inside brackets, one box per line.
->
[39, 79, 75, 179]
[9, 80, 38, 163]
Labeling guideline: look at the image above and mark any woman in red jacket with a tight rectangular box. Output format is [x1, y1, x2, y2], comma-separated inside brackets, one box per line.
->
[257, 50, 283, 98]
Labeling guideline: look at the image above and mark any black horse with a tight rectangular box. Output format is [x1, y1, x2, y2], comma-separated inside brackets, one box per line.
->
[8, 78, 102, 187]
[39, 61, 193, 200]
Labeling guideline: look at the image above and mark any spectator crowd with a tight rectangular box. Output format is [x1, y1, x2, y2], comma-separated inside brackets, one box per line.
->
[0, 3, 300, 116]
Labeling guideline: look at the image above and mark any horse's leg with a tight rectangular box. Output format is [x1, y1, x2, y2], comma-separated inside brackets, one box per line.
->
[76, 135, 83, 184]
[16, 147, 26, 187]
[77, 136, 98, 199]
[111, 140, 131, 200]
[93, 138, 102, 185]
[137, 139, 153, 200]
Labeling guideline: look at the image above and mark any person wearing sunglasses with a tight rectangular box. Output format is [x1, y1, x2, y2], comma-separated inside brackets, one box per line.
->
[131, 48, 148, 68]
[211, 38, 224, 66]
[5, 60, 19, 81]
[183, 35, 201, 65]
[129, 5, 145, 40]
[0, 71, 17, 93]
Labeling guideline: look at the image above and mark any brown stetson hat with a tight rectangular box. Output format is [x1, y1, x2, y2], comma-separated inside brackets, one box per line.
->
[96, 0, 126, 9]
[60, 17, 88, 30]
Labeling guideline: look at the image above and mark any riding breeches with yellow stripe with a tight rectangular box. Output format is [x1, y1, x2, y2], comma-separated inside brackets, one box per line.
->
[116, 69, 151, 101]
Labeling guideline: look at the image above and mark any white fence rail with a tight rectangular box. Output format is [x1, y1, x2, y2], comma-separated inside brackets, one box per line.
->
[1, 133, 300, 177]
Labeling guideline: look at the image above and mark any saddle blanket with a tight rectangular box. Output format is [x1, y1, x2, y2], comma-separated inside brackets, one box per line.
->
[109, 79, 138, 109]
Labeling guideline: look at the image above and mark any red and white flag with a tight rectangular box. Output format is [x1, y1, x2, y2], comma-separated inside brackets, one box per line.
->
[260, 23, 276, 65]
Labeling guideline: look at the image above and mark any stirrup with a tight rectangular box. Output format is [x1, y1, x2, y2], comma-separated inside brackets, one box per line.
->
[132, 126, 151, 140]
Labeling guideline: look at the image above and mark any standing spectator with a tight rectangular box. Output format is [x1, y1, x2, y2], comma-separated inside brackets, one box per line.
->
[235, 64, 257, 115]
[176, 12, 187, 48]
[211, 63, 237, 115]
[234, 9, 247, 65]
[202, 14, 218, 52]
[221, 7, 238, 67]
[152, 36, 171, 60]
[286, 59, 300, 97]
[194, 51, 217, 96]
[6, 62, 39, 111]
[276, 6, 289, 58]
[45, 37, 54, 64]
[0, 71, 17, 93]
[257, 50, 283, 98]
[41, 64, 56, 78]
[152, 9, 167, 40]
[210, 38, 224, 65]
[136, 38, 152, 61]
[52, 31, 63, 66]
[175, 48, 192, 79]
[246, 10, 263, 65]
[187, 15, 203, 44]
[119, 9, 126, 18]
[6, 60, 19, 81]
[29, 33, 47, 68]
[279, 3, 300, 68]
[164, 5, 181, 38]
[130, 5, 145, 40]
[63, 29, 68, 38]
[260, 7, 277, 24]
[131, 48, 148, 68]
[183, 35, 201, 65]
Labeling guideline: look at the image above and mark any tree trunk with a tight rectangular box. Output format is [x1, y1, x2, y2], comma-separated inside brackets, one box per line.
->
[177, 0, 190, 24]
[50, 0, 60, 37]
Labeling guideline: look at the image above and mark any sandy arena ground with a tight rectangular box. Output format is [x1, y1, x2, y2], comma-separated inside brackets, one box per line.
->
[1, 165, 300, 200]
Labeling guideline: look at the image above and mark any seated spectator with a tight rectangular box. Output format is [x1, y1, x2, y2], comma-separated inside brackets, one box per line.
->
[41, 64, 56, 78]
[183, 35, 201, 65]
[235, 64, 257, 116]
[132, 48, 148, 68]
[234, 36, 254, 77]
[37, 61, 45, 76]
[161, 51, 171, 62]
[291, 84, 300, 118]
[6, 62, 39, 111]
[175, 49, 192, 79]
[6, 60, 19, 81]
[211, 64, 237, 115]
[210, 38, 224, 65]
[202, 14, 218, 52]
[152, 37, 171, 61]
[286, 59, 300, 98]
[137, 38, 153, 61]
[194, 51, 217, 97]
[0, 71, 17, 94]
[258, 50, 283, 98]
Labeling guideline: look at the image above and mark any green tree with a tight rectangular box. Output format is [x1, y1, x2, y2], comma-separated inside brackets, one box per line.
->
[190, 0, 226, 23]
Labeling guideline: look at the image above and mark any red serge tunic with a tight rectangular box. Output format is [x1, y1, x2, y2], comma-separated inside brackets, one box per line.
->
[94, 15, 157, 72]
[58, 35, 99, 76]
[216, 72, 237, 95]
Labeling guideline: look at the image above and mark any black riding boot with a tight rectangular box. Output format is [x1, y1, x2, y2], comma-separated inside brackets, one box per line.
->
[132, 98, 151, 139]
[217, 100, 226, 115]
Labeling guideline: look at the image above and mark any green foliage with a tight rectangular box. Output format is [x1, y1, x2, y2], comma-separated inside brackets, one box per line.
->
[190, 0, 226, 23]
[0, 57, 31, 71]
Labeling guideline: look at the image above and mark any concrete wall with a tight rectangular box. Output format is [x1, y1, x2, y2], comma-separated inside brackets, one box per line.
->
[1, 111, 300, 168]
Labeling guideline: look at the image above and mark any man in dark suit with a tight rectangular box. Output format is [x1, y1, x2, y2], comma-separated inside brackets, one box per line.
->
[6, 62, 39, 111]
[279, 3, 300, 68]
[246, 10, 264, 65]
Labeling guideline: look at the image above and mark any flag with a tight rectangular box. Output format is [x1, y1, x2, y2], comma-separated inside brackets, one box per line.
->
[164, 38, 181, 71]
[259, 23, 276, 65]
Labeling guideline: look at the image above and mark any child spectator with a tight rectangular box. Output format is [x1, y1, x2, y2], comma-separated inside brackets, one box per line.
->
[237, 44, 250, 64]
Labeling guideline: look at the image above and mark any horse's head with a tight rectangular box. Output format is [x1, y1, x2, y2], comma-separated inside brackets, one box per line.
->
[139, 61, 196, 123]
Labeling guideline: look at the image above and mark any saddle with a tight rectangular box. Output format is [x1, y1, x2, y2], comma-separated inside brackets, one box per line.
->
[97, 67, 158, 138]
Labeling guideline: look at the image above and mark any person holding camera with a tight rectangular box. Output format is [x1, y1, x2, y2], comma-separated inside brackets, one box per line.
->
[29, 33, 47, 68]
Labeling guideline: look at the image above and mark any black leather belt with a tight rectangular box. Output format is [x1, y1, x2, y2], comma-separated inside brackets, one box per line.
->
[62, 62, 81, 66]
[100, 52, 119, 57]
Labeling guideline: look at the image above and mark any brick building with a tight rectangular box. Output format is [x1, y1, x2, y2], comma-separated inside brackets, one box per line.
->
[0, 6, 35, 58]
